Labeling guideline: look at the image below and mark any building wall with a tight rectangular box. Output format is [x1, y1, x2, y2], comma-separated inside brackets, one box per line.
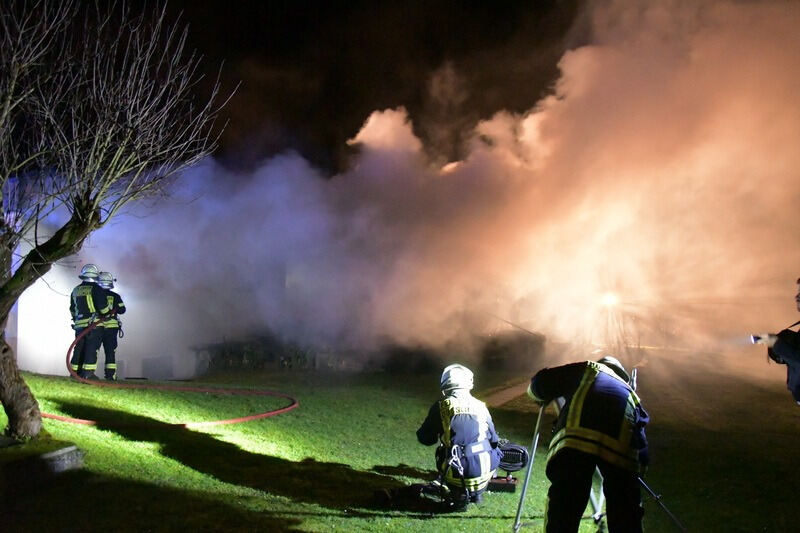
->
[13, 265, 76, 376]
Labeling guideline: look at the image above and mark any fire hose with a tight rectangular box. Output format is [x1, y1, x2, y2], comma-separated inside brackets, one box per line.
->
[40, 320, 299, 428]
[512, 401, 548, 532]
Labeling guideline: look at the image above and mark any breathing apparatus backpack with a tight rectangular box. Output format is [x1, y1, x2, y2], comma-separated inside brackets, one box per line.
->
[498, 439, 529, 472]
[486, 439, 529, 493]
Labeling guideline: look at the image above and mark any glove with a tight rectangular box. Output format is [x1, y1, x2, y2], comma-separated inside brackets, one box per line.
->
[753, 333, 778, 348]
[526, 383, 546, 404]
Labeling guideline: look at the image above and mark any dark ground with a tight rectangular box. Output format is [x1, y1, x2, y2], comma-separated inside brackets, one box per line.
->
[626, 347, 799, 532]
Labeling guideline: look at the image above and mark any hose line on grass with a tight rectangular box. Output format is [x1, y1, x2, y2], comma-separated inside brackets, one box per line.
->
[39, 321, 299, 428]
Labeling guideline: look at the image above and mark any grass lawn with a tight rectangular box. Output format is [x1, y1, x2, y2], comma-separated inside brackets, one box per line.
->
[2, 348, 799, 532]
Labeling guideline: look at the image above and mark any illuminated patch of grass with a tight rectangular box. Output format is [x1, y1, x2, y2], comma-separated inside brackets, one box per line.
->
[12, 364, 796, 532]
[2, 370, 576, 532]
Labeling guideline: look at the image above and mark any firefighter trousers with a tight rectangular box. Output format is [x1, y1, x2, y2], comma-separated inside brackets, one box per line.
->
[101, 327, 120, 379]
[544, 448, 643, 533]
[70, 326, 104, 377]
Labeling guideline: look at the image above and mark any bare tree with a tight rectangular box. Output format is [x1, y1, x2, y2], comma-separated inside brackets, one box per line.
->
[0, 1, 225, 439]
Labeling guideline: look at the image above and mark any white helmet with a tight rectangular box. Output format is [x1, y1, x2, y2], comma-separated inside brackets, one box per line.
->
[440, 363, 474, 392]
[596, 355, 630, 384]
[98, 271, 115, 289]
[79, 264, 100, 281]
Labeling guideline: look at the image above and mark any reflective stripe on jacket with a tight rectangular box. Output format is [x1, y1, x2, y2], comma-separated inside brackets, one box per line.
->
[417, 391, 502, 492]
[531, 361, 649, 472]
[70, 281, 112, 327]
[100, 290, 126, 328]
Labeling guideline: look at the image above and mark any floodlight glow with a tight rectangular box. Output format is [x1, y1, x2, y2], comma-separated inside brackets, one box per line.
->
[14, 267, 75, 376]
[601, 292, 619, 308]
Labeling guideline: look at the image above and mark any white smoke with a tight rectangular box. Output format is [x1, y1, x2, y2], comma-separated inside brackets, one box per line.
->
[17, 0, 800, 377]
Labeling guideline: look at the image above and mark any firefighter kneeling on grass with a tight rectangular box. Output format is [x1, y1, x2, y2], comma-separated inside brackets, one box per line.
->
[528, 356, 649, 533]
[416, 363, 503, 507]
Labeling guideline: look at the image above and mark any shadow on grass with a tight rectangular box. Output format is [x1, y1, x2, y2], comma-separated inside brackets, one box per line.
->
[370, 463, 434, 478]
[4, 468, 302, 532]
[52, 401, 410, 514]
[492, 404, 557, 446]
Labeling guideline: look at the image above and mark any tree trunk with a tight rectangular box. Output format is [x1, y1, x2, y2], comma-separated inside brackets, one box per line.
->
[0, 338, 41, 439]
[0, 210, 98, 440]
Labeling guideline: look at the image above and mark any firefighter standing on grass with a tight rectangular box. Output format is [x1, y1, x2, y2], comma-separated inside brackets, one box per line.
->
[528, 356, 649, 533]
[753, 277, 800, 405]
[416, 364, 503, 507]
[98, 271, 125, 380]
[69, 264, 112, 380]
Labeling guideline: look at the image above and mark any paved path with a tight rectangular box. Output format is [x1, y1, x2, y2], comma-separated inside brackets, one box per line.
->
[483, 381, 530, 407]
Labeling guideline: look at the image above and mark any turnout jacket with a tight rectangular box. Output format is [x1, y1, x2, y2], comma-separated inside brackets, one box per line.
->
[770, 328, 800, 403]
[417, 391, 503, 492]
[528, 361, 649, 472]
[100, 289, 126, 329]
[70, 281, 112, 328]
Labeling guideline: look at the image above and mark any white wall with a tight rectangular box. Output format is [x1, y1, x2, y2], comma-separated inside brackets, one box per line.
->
[14, 265, 76, 376]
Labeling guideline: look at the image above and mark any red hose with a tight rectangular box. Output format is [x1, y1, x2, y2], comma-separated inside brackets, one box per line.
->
[40, 321, 299, 428]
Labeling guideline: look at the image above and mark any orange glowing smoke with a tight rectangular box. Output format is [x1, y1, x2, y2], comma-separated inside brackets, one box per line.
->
[65, 1, 800, 376]
[342, 1, 800, 353]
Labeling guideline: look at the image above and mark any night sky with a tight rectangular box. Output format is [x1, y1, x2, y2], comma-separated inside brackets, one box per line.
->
[161, 0, 584, 172]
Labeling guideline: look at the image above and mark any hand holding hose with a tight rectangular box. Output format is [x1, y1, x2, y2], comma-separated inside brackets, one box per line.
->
[752, 333, 778, 347]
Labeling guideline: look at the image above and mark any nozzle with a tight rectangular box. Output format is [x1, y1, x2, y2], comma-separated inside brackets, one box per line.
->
[751, 333, 777, 346]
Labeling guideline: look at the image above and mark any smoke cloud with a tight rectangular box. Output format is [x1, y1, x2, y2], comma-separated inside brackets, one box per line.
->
[28, 0, 800, 377]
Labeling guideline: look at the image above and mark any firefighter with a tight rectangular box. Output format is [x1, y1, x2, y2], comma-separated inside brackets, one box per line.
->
[69, 264, 112, 380]
[753, 277, 800, 404]
[416, 363, 503, 507]
[97, 271, 126, 380]
[528, 356, 649, 533]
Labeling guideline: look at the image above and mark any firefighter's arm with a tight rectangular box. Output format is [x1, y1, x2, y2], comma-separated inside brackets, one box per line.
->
[416, 402, 442, 446]
[637, 439, 650, 476]
[116, 295, 126, 315]
[526, 381, 546, 404]
[528, 362, 586, 403]
[773, 329, 800, 364]
[486, 414, 501, 447]
[94, 285, 113, 315]
[753, 333, 778, 347]
[634, 403, 650, 474]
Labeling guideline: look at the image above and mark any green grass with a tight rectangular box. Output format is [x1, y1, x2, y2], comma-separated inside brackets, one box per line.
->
[3, 352, 798, 532]
[1, 370, 567, 532]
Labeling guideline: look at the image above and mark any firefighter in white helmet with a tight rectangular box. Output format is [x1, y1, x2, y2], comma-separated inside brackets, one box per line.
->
[69, 264, 112, 379]
[416, 363, 503, 507]
[97, 272, 126, 380]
